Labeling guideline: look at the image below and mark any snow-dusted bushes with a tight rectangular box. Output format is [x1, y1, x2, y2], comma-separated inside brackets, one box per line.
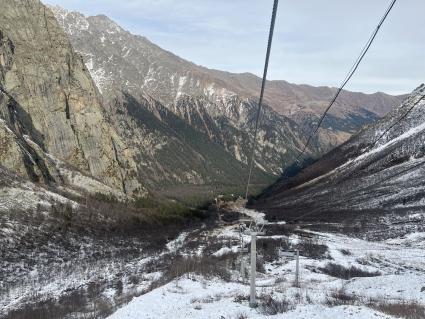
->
[370, 300, 425, 319]
[319, 262, 381, 279]
[294, 238, 328, 259]
[258, 295, 294, 315]
[324, 288, 425, 319]
[257, 237, 290, 262]
[325, 288, 359, 307]
[165, 253, 236, 282]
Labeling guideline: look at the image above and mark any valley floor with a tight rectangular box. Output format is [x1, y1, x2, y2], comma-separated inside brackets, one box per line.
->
[105, 208, 425, 319]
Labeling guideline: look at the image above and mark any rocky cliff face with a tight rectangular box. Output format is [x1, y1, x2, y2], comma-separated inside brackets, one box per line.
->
[254, 85, 425, 221]
[50, 6, 403, 172]
[0, 0, 144, 196]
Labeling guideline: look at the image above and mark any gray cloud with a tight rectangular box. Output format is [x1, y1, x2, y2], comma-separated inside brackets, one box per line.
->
[43, 0, 424, 95]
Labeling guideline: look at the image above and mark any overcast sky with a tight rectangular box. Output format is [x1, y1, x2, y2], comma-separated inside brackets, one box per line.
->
[43, 0, 424, 95]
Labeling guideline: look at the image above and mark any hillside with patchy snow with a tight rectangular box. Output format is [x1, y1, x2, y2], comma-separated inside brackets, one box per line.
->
[254, 84, 425, 226]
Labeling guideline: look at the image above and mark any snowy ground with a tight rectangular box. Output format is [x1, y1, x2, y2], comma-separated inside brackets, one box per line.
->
[2, 200, 424, 319]
[105, 208, 425, 319]
[108, 277, 395, 319]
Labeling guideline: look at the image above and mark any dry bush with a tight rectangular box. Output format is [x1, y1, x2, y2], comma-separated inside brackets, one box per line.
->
[295, 238, 328, 259]
[234, 294, 250, 303]
[325, 289, 359, 307]
[319, 263, 381, 280]
[339, 249, 352, 256]
[258, 295, 294, 315]
[370, 300, 425, 319]
[4, 288, 88, 319]
[235, 312, 248, 319]
[262, 223, 296, 237]
[257, 238, 289, 262]
[165, 253, 236, 282]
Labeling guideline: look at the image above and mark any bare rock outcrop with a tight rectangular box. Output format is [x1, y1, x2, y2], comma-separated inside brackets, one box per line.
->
[0, 0, 145, 196]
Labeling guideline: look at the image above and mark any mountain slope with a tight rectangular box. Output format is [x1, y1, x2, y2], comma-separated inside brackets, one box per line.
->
[253, 84, 425, 221]
[111, 92, 274, 192]
[49, 5, 403, 164]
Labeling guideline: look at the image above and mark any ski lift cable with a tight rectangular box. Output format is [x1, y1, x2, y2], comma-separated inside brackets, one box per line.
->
[290, 0, 398, 167]
[245, 0, 279, 199]
[370, 93, 425, 149]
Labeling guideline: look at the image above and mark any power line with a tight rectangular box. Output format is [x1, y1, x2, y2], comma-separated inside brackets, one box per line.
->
[290, 0, 398, 167]
[245, 0, 279, 199]
[370, 93, 425, 149]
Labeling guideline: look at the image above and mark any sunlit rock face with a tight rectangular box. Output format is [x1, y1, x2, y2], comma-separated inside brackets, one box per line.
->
[0, 0, 145, 196]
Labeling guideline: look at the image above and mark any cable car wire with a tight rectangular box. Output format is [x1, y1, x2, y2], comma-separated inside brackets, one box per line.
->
[291, 0, 398, 167]
[245, 0, 279, 199]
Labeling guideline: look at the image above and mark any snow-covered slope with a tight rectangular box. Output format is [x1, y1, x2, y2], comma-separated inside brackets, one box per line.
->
[254, 84, 425, 225]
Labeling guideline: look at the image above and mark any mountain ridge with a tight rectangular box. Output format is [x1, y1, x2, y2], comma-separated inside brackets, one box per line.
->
[49, 5, 403, 170]
[49, 5, 326, 179]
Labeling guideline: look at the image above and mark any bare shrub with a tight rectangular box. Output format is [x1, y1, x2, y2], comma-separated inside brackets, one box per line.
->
[295, 239, 328, 259]
[4, 288, 88, 319]
[258, 295, 294, 315]
[96, 298, 114, 317]
[319, 263, 381, 279]
[87, 281, 102, 315]
[325, 289, 359, 307]
[235, 312, 248, 319]
[369, 300, 425, 319]
[166, 254, 235, 282]
[234, 294, 250, 303]
[115, 280, 123, 296]
[340, 249, 352, 256]
[257, 238, 286, 262]
[128, 275, 140, 285]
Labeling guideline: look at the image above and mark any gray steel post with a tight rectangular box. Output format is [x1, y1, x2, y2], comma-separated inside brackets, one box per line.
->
[249, 233, 257, 307]
[295, 249, 300, 287]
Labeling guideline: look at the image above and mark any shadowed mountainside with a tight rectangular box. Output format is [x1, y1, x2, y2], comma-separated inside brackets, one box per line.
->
[253, 84, 425, 223]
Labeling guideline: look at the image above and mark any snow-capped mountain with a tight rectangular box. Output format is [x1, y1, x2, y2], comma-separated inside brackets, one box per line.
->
[48, 6, 403, 177]
[254, 84, 425, 226]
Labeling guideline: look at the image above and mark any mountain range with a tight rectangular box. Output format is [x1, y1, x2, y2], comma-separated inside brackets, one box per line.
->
[48, 5, 403, 192]
[0, 0, 405, 201]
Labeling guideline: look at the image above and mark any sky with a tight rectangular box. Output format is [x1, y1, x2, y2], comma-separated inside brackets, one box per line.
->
[43, 0, 424, 95]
